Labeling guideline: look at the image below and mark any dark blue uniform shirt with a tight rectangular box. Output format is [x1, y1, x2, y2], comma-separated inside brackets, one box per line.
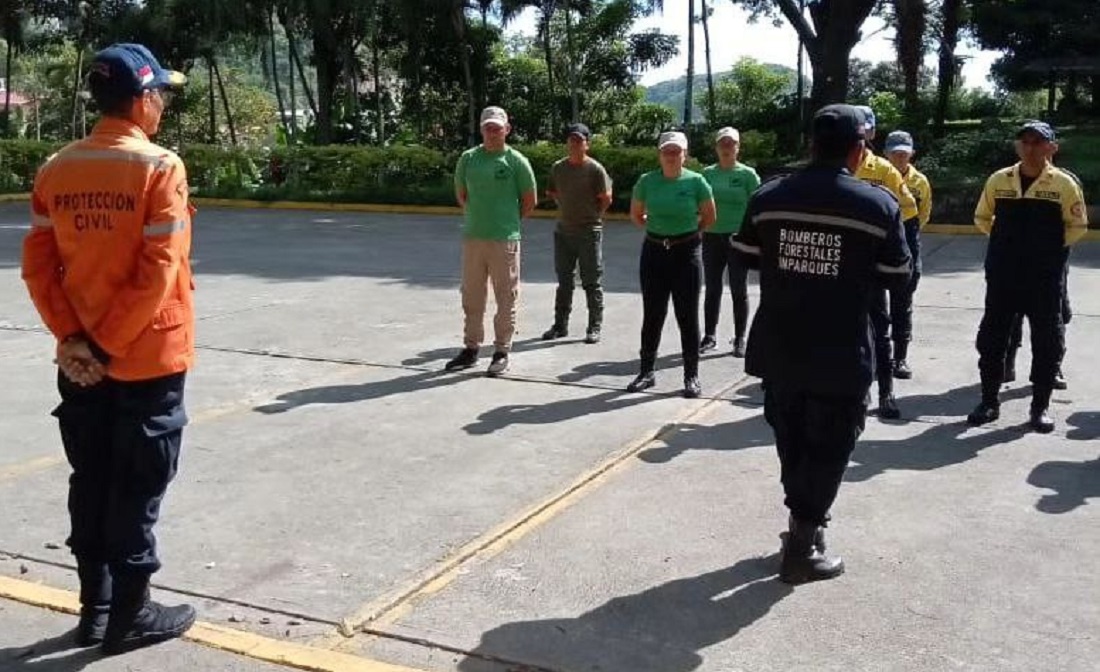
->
[732, 164, 912, 397]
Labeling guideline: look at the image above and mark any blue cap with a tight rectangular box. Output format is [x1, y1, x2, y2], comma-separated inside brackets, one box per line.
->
[1017, 120, 1055, 142]
[812, 104, 865, 146]
[88, 43, 186, 99]
[853, 105, 876, 131]
[885, 130, 915, 154]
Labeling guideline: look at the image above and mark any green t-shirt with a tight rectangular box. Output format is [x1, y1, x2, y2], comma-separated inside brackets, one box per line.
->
[454, 146, 537, 241]
[702, 163, 761, 234]
[631, 169, 714, 236]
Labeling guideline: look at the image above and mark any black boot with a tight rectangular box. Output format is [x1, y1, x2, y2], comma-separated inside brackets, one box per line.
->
[781, 513, 827, 554]
[584, 288, 603, 344]
[877, 377, 900, 419]
[779, 517, 845, 585]
[75, 560, 111, 647]
[892, 341, 912, 379]
[1029, 386, 1054, 434]
[101, 573, 196, 656]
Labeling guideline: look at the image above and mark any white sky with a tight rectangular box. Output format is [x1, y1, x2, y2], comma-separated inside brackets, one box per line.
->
[507, 1, 1000, 90]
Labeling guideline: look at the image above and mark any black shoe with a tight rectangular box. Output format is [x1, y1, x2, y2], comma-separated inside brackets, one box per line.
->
[683, 376, 701, 399]
[541, 325, 567, 341]
[75, 561, 110, 647]
[878, 393, 901, 420]
[1003, 365, 1016, 384]
[1053, 369, 1067, 390]
[486, 351, 509, 377]
[732, 337, 746, 358]
[779, 519, 845, 585]
[1029, 407, 1054, 434]
[626, 371, 656, 392]
[101, 576, 196, 656]
[780, 513, 827, 554]
[699, 335, 717, 353]
[584, 328, 601, 344]
[892, 360, 912, 379]
[444, 348, 478, 371]
[967, 401, 1000, 426]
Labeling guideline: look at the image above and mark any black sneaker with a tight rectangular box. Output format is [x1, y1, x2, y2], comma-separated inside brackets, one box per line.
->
[486, 351, 509, 377]
[967, 401, 1000, 426]
[732, 337, 746, 358]
[699, 335, 717, 353]
[1053, 369, 1067, 390]
[444, 348, 478, 371]
[892, 360, 912, 379]
[878, 394, 901, 419]
[1029, 407, 1054, 433]
[584, 328, 601, 344]
[627, 371, 656, 392]
[541, 325, 567, 340]
[683, 376, 701, 398]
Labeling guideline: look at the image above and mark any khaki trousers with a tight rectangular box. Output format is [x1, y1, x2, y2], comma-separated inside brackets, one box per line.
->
[461, 239, 520, 352]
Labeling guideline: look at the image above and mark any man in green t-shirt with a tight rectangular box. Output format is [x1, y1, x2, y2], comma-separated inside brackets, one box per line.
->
[542, 122, 613, 344]
[445, 106, 538, 377]
[701, 127, 761, 357]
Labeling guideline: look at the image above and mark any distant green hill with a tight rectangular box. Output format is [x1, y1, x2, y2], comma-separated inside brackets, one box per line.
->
[643, 64, 802, 123]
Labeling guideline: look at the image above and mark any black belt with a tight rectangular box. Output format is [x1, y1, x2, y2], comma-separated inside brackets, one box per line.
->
[645, 231, 701, 249]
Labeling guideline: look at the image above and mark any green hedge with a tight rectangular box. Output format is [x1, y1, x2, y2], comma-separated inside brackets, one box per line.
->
[1, 138, 1095, 226]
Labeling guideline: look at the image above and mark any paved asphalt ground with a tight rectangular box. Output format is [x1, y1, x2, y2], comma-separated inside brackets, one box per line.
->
[1, 203, 1097, 672]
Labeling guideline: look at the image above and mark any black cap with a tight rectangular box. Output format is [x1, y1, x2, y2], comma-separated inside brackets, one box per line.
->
[812, 104, 865, 146]
[1017, 120, 1056, 142]
[565, 123, 591, 140]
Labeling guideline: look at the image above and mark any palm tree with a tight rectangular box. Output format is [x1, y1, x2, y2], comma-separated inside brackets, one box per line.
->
[683, 0, 695, 126]
[933, 0, 962, 137]
[700, 0, 715, 123]
[501, 0, 559, 128]
[0, 1, 26, 137]
[893, 0, 926, 120]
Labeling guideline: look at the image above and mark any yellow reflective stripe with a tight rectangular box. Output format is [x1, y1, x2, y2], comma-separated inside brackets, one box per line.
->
[52, 148, 170, 171]
[144, 220, 186, 236]
[31, 214, 53, 228]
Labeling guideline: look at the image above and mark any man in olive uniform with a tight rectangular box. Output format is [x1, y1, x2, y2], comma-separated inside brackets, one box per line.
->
[542, 123, 613, 344]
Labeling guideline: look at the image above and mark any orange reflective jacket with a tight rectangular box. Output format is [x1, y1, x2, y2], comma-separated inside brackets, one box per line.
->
[22, 117, 195, 381]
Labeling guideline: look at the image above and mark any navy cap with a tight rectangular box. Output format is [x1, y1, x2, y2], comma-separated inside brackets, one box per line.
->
[885, 130, 915, 154]
[565, 123, 591, 140]
[812, 104, 865, 146]
[1017, 120, 1056, 142]
[88, 43, 186, 99]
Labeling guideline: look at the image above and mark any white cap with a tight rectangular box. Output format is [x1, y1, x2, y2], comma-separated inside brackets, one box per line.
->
[715, 127, 740, 143]
[480, 106, 508, 128]
[658, 131, 688, 151]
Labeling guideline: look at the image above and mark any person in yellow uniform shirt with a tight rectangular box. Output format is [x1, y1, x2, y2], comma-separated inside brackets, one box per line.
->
[967, 121, 1087, 433]
[852, 106, 920, 420]
[883, 130, 932, 380]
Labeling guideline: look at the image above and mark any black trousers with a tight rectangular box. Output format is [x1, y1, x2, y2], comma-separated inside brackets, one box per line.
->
[869, 221, 921, 386]
[54, 371, 187, 578]
[702, 232, 750, 340]
[1007, 261, 1071, 363]
[553, 227, 604, 330]
[977, 271, 1065, 402]
[639, 235, 703, 378]
[764, 382, 867, 525]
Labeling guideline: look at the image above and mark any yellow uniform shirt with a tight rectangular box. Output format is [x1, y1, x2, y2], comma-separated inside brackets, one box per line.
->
[855, 148, 920, 222]
[902, 165, 932, 228]
[974, 162, 1088, 246]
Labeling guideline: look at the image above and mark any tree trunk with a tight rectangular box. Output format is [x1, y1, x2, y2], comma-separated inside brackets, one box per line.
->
[348, 41, 361, 143]
[288, 36, 318, 118]
[450, 0, 477, 146]
[684, 0, 695, 126]
[70, 47, 83, 139]
[213, 56, 237, 145]
[3, 36, 13, 137]
[565, 0, 579, 122]
[541, 10, 556, 131]
[700, 0, 715, 124]
[894, 0, 925, 120]
[372, 25, 383, 144]
[207, 56, 217, 144]
[268, 10, 291, 141]
[933, 0, 961, 137]
[288, 41, 296, 137]
[313, 37, 337, 145]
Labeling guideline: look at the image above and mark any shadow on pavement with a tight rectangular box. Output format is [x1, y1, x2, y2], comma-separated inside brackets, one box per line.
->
[0, 630, 98, 671]
[456, 553, 790, 672]
[557, 353, 682, 384]
[1066, 411, 1100, 441]
[253, 369, 467, 413]
[1027, 451, 1100, 514]
[636, 413, 774, 464]
[463, 388, 666, 436]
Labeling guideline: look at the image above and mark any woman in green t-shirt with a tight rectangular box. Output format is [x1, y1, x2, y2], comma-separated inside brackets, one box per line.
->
[701, 127, 761, 358]
[627, 131, 717, 398]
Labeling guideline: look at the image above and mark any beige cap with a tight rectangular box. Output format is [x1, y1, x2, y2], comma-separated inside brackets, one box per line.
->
[480, 106, 508, 128]
[658, 131, 688, 151]
[715, 127, 740, 143]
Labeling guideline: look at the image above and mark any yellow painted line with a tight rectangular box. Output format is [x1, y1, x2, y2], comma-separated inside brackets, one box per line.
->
[0, 455, 66, 484]
[315, 376, 748, 650]
[0, 574, 428, 672]
[0, 192, 30, 202]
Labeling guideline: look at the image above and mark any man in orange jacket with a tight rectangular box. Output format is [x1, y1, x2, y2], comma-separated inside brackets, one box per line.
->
[21, 43, 196, 655]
